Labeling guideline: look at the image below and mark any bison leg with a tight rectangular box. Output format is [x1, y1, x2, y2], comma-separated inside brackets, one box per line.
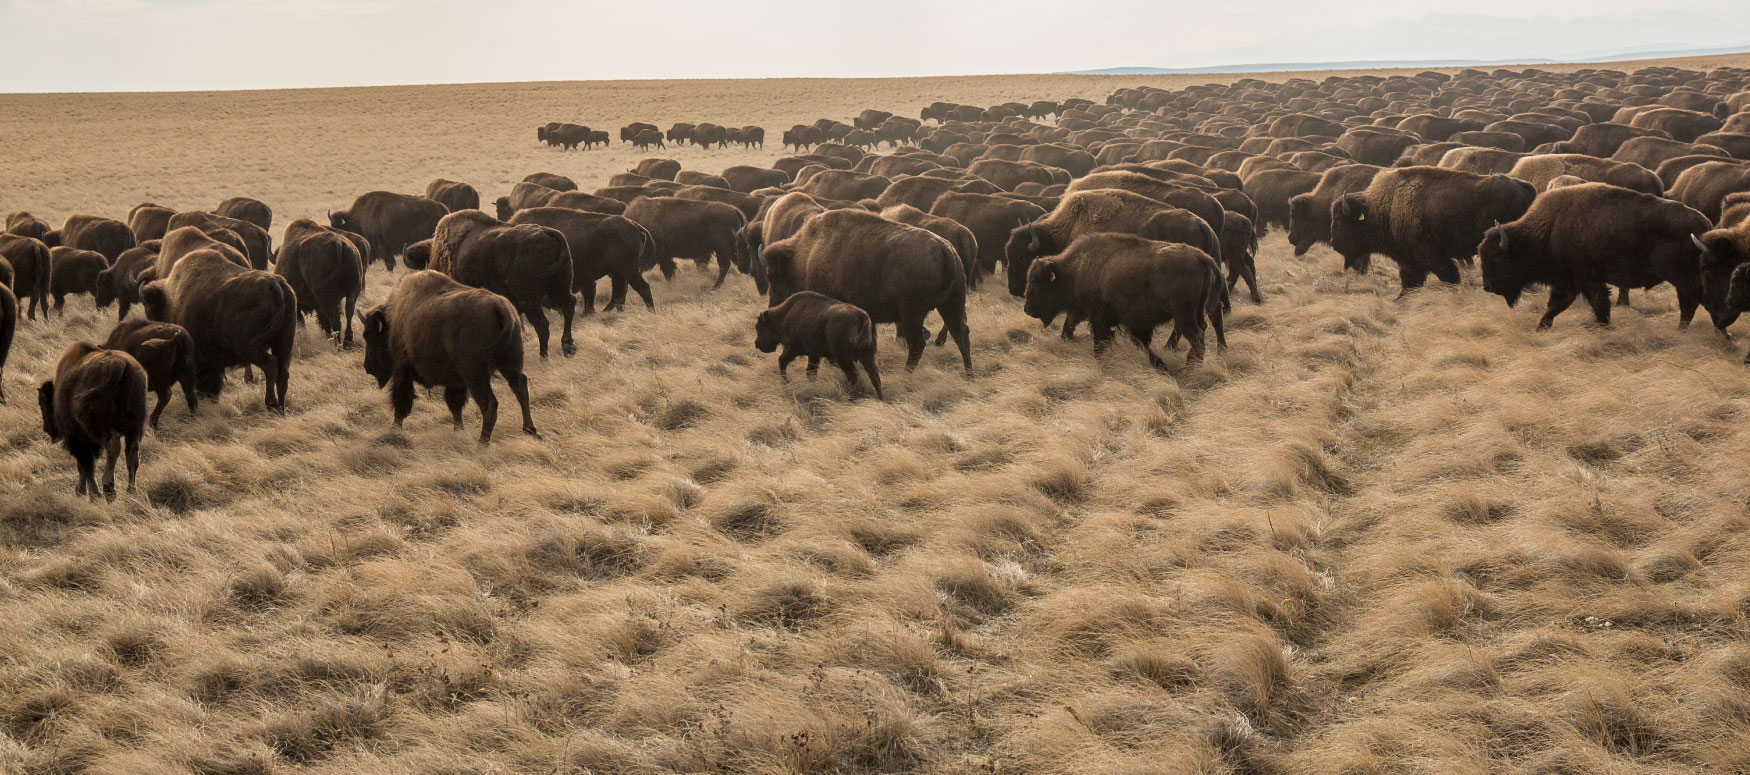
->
[777, 347, 796, 382]
[582, 278, 601, 314]
[71, 444, 96, 499]
[443, 386, 468, 429]
[123, 429, 140, 495]
[117, 299, 131, 322]
[1616, 287, 1631, 308]
[389, 365, 416, 429]
[522, 305, 552, 360]
[1583, 284, 1614, 326]
[805, 356, 820, 380]
[149, 388, 170, 430]
[341, 294, 357, 348]
[628, 274, 655, 311]
[899, 317, 928, 371]
[101, 434, 121, 502]
[556, 294, 577, 358]
[860, 354, 884, 401]
[1539, 286, 1578, 330]
[1674, 283, 1700, 330]
[242, 364, 256, 385]
[939, 300, 972, 372]
[1395, 264, 1430, 298]
[1176, 314, 1207, 365]
[54, 295, 65, 317]
[1428, 257, 1462, 285]
[1090, 321, 1116, 359]
[711, 253, 733, 290]
[259, 356, 280, 410]
[467, 375, 499, 444]
[504, 369, 540, 440]
[1128, 327, 1170, 371]
[1061, 310, 1084, 341]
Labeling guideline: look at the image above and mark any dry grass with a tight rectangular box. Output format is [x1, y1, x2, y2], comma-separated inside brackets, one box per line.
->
[5, 58, 1750, 773]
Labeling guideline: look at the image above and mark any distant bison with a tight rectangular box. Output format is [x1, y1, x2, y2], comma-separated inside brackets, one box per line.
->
[509, 207, 658, 314]
[215, 197, 273, 231]
[1331, 166, 1536, 293]
[330, 191, 448, 270]
[49, 247, 106, 315]
[0, 234, 52, 320]
[425, 179, 482, 212]
[277, 219, 366, 346]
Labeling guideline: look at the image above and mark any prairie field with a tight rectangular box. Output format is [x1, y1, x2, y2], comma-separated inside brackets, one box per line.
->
[4, 58, 1750, 774]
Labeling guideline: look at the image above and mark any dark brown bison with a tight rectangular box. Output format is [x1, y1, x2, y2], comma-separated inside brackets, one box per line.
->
[633, 158, 682, 180]
[1241, 167, 1321, 233]
[623, 197, 750, 289]
[168, 211, 272, 269]
[49, 247, 106, 315]
[929, 191, 1047, 277]
[722, 165, 790, 193]
[633, 129, 666, 150]
[330, 191, 447, 271]
[761, 208, 970, 371]
[1480, 183, 1715, 330]
[1, 234, 53, 320]
[1005, 189, 1219, 299]
[970, 158, 1059, 192]
[783, 125, 821, 151]
[667, 123, 697, 145]
[359, 270, 537, 443]
[1396, 115, 1485, 142]
[1438, 147, 1526, 175]
[412, 210, 576, 359]
[1288, 164, 1384, 255]
[874, 175, 992, 212]
[46, 214, 136, 263]
[0, 282, 11, 401]
[673, 185, 764, 221]
[128, 204, 175, 242]
[523, 172, 578, 191]
[509, 207, 658, 313]
[6, 211, 49, 240]
[94, 244, 158, 321]
[1335, 129, 1422, 166]
[104, 319, 196, 428]
[1331, 166, 1536, 292]
[740, 126, 766, 149]
[798, 169, 891, 201]
[1669, 161, 1750, 222]
[277, 219, 366, 346]
[1629, 107, 1723, 143]
[425, 179, 482, 212]
[1220, 212, 1261, 303]
[1023, 234, 1224, 368]
[881, 204, 980, 291]
[755, 291, 881, 399]
[38, 342, 149, 501]
[157, 225, 248, 277]
[695, 123, 729, 148]
[1700, 212, 1750, 332]
[215, 197, 273, 231]
[140, 249, 296, 408]
[675, 171, 731, 188]
[1553, 122, 1671, 157]
[620, 123, 657, 144]
[1066, 171, 1225, 235]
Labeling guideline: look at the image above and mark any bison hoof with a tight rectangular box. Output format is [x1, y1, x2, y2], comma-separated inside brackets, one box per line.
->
[562, 342, 577, 358]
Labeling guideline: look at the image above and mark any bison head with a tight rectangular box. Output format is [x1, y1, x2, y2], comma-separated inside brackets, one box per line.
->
[753, 309, 780, 353]
[139, 281, 171, 323]
[1697, 231, 1742, 330]
[359, 306, 392, 388]
[38, 381, 59, 441]
[1286, 193, 1319, 255]
[494, 197, 514, 221]
[759, 243, 797, 304]
[734, 225, 768, 295]
[1328, 193, 1372, 273]
[1005, 219, 1052, 299]
[1022, 258, 1071, 326]
[1477, 222, 1526, 307]
[93, 266, 118, 309]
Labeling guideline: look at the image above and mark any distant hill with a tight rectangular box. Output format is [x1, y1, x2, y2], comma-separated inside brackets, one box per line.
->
[1069, 43, 1750, 76]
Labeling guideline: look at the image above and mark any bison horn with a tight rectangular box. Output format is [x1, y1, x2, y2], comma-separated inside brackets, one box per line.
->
[1336, 194, 1352, 217]
[1692, 234, 1708, 254]
[1027, 224, 1041, 253]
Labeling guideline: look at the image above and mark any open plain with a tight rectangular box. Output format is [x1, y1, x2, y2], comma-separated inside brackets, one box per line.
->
[4, 56, 1750, 774]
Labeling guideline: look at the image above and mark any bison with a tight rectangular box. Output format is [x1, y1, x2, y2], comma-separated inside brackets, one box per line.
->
[1287, 164, 1384, 256]
[94, 244, 158, 321]
[413, 210, 576, 359]
[1330, 166, 1536, 293]
[104, 319, 197, 428]
[215, 197, 273, 231]
[277, 219, 366, 346]
[1480, 183, 1714, 330]
[509, 207, 658, 314]
[38, 342, 149, 501]
[330, 191, 447, 271]
[426, 179, 482, 212]
[623, 197, 751, 289]
[140, 249, 296, 409]
[49, 247, 106, 315]
[359, 270, 538, 443]
[755, 291, 882, 399]
[0, 234, 52, 320]
[1022, 234, 1225, 368]
[1005, 189, 1219, 299]
[128, 204, 175, 242]
[46, 214, 136, 263]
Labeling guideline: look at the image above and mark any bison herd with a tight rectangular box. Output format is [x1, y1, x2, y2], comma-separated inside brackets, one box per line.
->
[8, 62, 1750, 499]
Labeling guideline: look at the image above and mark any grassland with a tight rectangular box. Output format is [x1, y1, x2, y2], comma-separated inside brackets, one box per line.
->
[3, 57, 1750, 774]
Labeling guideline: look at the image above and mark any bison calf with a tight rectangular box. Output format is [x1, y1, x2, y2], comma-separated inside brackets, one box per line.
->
[755, 291, 882, 399]
[38, 342, 150, 501]
[104, 319, 197, 428]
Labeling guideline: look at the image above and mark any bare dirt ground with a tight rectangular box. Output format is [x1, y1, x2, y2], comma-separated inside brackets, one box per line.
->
[3, 56, 1750, 774]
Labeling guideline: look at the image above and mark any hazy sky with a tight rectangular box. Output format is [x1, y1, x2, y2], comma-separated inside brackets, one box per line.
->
[2, 0, 1748, 92]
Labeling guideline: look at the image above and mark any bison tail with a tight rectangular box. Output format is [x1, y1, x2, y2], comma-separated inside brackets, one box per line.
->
[633, 221, 658, 272]
[32, 240, 51, 300]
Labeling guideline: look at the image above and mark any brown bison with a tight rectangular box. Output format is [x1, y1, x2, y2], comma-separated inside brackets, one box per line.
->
[633, 129, 666, 150]
[881, 204, 980, 291]
[755, 291, 881, 399]
[1480, 182, 1715, 330]
[6, 211, 50, 240]
[722, 165, 790, 193]
[104, 319, 197, 428]
[277, 219, 366, 346]
[128, 204, 176, 242]
[509, 207, 658, 314]
[1288, 164, 1384, 255]
[761, 208, 971, 371]
[157, 225, 248, 277]
[49, 247, 107, 315]
[215, 197, 273, 231]
[0, 234, 52, 320]
[359, 270, 537, 443]
[37, 342, 150, 501]
[94, 244, 159, 321]
[929, 192, 1047, 277]
[330, 191, 448, 270]
[168, 210, 272, 269]
[412, 210, 576, 359]
[1669, 161, 1750, 222]
[0, 283, 12, 401]
[633, 158, 682, 180]
[1005, 189, 1219, 299]
[623, 197, 751, 289]
[140, 249, 296, 408]
[523, 172, 578, 191]
[1023, 234, 1225, 368]
[1331, 166, 1536, 292]
[1242, 168, 1321, 234]
[46, 214, 136, 263]
[1220, 212, 1261, 304]
[425, 179, 482, 212]
[620, 123, 658, 144]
